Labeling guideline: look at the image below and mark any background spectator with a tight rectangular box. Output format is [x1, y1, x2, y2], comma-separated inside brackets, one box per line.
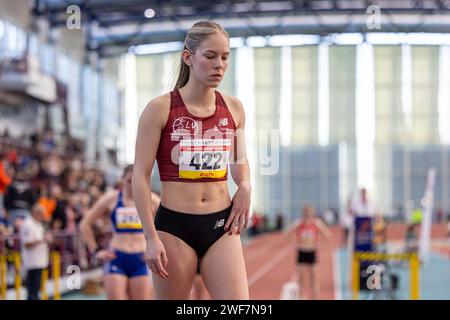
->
[4, 170, 37, 225]
[20, 203, 53, 300]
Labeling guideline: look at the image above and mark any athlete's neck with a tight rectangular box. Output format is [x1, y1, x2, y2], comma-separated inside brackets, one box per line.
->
[122, 185, 133, 203]
[179, 81, 216, 108]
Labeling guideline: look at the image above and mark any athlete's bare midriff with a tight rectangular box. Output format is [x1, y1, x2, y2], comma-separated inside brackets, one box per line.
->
[110, 233, 146, 253]
[107, 193, 147, 253]
[161, 180, 231, 214]
[297, 242, 317, 252]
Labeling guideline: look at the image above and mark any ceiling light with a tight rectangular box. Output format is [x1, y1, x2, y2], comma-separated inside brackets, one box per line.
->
[144, 8, 155, 19]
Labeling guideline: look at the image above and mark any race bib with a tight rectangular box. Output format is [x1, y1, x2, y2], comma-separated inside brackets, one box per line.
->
[179, 139, 231, 179]
[300, 230, 315, 241]
[116, 207, 142, 229]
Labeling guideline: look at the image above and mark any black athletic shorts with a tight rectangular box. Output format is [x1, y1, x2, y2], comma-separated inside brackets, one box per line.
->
[297, 250, 316, 264]
[155, 204, 232, 273]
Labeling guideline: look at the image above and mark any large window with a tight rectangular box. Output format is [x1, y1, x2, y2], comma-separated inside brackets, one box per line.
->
[291, 46, 319, 145]
[329, 45, 357, 144]
[411, 46, 439, 145]
[0, 18, 26, 59]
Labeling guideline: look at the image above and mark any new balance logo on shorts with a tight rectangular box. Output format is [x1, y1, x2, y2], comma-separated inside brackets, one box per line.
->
[214, 219, 225, 230]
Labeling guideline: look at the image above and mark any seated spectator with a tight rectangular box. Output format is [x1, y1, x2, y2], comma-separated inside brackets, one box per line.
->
[4, 145, 18, 168]
[4, 170, 37, 225]
[40, 130, 55, 153]
[67, 193, 83, 225]
[49, 184, 67, 231]
[42, 154, 64, 183]
[0, 154, 13, 212]
[37, 185, 56, 222]
[0, 211, 13, 233]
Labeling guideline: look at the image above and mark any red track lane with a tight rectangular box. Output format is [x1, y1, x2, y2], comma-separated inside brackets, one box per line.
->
[242, 223, 448, 299]
[386, 223, 448, 240]
[244, 227, 344, 300]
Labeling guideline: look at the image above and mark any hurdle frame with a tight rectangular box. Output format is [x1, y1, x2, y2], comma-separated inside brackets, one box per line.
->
[352, 251, 420, 300]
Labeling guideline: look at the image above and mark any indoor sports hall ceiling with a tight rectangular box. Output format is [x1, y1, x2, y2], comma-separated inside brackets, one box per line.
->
[32, 0, 450, 57]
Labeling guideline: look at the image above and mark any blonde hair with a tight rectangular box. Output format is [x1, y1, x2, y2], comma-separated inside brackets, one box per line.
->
[174, 21, 229, 90]
[122, 164, 133, 178]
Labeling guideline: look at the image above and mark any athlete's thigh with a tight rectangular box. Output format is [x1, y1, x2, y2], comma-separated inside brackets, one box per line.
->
[200, 233, 249, 300]
[297, 265, 303, 281]
[301, 265, 313, 281]
[298, 264, 309, 286]
[153, 231, 197, 299]
[312, 264, 320, 284]
[312, 261, 319, 274]
[104, 274, 128, 300]
[302, 264, 313, 292]
[128, 275, 152, 300]
[191, 275, 209, 300]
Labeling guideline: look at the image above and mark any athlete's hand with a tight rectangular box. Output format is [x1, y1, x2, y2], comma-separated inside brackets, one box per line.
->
[95, 249, 116, 262]
[226, 182, 251, 235]
[145, 237, 169, 279]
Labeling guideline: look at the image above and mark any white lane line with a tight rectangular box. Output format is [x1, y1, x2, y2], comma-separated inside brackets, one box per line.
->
[248, 245, 293, 288]
[334, 248, 342, 300]
[244, 237, 288, 263]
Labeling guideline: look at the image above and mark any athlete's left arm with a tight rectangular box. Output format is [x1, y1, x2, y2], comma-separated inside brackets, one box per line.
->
[227, 96, 252, 235]
[316, 219, 332, 240]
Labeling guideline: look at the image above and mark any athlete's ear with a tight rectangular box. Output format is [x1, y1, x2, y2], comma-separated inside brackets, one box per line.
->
[182, 49, 193, 66]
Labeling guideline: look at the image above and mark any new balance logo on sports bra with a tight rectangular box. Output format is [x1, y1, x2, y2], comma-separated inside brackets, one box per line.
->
[218, 118, 228, 126]
[214, 219, 225, 230]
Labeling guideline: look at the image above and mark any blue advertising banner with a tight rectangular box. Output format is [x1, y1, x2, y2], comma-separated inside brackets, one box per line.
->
[354, 217, 373, 252]
[354, 217, 374, 291]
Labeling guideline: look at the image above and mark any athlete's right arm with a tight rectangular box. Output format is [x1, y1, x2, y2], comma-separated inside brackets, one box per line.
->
[151, 192, 161, 218]
[133, 96, 170, 279]
[79, 191, 116, 253]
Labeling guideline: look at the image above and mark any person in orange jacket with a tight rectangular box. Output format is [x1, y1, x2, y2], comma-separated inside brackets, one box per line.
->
[0, 156, 13, 216]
